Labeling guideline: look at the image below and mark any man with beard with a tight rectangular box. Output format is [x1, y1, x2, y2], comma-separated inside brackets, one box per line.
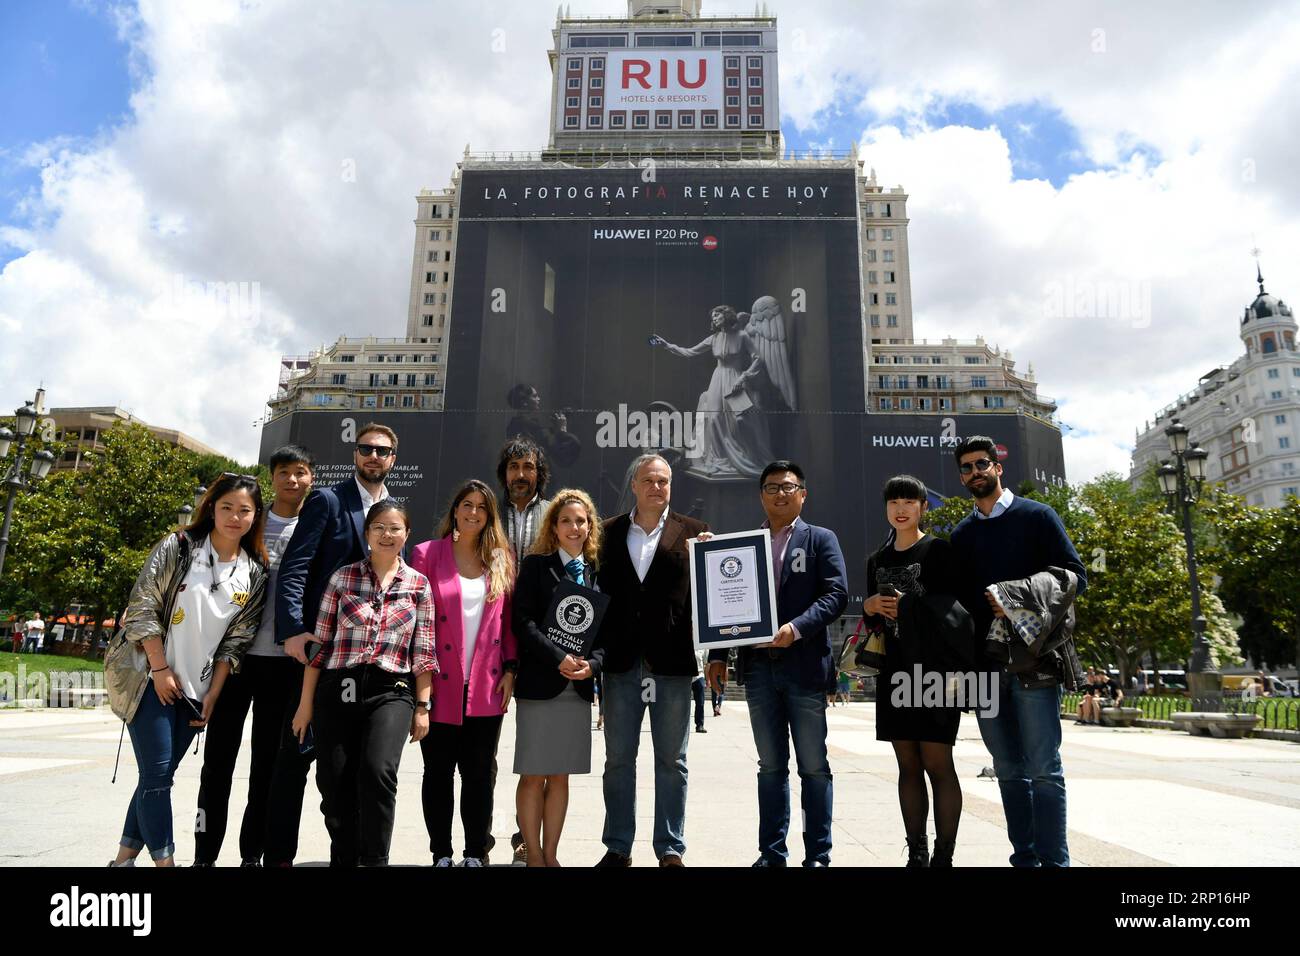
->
[948, 436, 1086, 868]
[266, 423, 400, 866]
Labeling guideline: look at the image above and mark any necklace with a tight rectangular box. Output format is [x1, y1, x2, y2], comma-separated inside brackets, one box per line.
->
[207, 540, 240, 593]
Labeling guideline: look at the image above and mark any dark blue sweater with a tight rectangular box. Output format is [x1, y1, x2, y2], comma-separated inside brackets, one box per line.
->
[949, 494, 1087, 636]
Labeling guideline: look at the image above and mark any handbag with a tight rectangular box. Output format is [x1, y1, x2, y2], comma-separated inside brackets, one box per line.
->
[837, 617, 888, 678]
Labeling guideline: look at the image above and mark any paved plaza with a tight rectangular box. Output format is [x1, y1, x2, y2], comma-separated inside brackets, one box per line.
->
[1, 700, 1297, 867]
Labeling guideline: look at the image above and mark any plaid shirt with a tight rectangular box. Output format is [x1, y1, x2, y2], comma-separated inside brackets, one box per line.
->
[310, 558, 437, 676]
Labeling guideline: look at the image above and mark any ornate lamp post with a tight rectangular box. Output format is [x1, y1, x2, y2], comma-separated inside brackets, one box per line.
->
[0, 399, 56, 582]
[1156, 418, 1216, 707]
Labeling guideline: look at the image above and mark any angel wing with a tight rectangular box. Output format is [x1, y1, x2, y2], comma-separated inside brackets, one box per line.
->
[745, 295, 797, 410]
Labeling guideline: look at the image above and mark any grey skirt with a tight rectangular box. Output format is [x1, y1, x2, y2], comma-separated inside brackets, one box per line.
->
[513, 681, 593, 775]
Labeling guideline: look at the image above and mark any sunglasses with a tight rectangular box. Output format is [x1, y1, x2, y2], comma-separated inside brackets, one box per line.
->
[356, 444, 394, 459]
[220, 471, 260, 483]
[958, 458, 996, 475]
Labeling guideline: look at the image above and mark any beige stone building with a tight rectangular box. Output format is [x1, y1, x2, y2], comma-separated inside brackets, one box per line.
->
[49, 407, 226, 472]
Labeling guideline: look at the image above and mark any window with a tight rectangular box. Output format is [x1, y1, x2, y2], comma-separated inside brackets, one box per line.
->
[1277, 414, 1288, 425]
[1285, 487, 1299, 498]
[899, 398, 913, 410]
[590, 58, 604, 70]
[678, 111, 694, 127]
[634, 112, 649, 128]
[727, 76, 740, 88]
[1282, 437, 1293, 449]
[428, 229, 438, 240]
[884, 271, 896, 283]
[879, 397, 892, 410]
[878, 375, 892, 388]
[726, 95, 740, 107]
[400, 374, 412, 387]
[725, 56, 740, 69]
[1272, 390, 1284, 399]
[383, 395, 395, 408]
[402, 395, 415, 408]
[870, 314, 880, 327]
[748, 113, 762, 126]
[917, 375, 929, 387]
[444, 250, 451, 262]
[331, 374, 347, 385]
[971, 375, 988, 388]
[940, 398, 952, 410]
[1283, 462, 1296, 475]
[984, 396, 1005, 409]
[883, 250, 894, 262]
[1268, 368, 1280, 378]
[749, 94, 762, 107]
[427, 250, 437, 262]
[424, 374, 437, 386]
[412, 354, 423, 363]
[868, 271, 877, 284]
[610, 113, 626, 127]
[866, 250, 877, 263]
[368, 373, 380, 387]
[726, 115, 739, 127]
[936, 376, 950, 388]
[565, 115, 579, 128]
[426, 272, 435, 283]
[588, 115, 603, 127]
[748, 56, 762, 69]
[965, 356, 982, 364]
[1263, 336, 1278, 354]
[568, 34, 627, 48]
[567, 77, 581, 89]
[1294, 368, 1300, 377]
[884, 203, 892, 216]
[701, 112, 717, 127]
[897, 376, 909, 389]
[913, 356, 925, 364]
[386, 373, 399, 386]
[590, 77, 603, 89]
[887, 315, 898, 327]
[635, 33, 694, 47]
[748, 76, 761, 87]
[865, 227, 876, 240]
[885, 293, 897, 306]
[339, 354, 356, 362]
[869, 293, 879, 305]
[568, 58, 582, 70]
[566, 96, 579, 108]
[656, 112, 671, 128]
[363, 396, 377, 409]
[864, 202, 874, 216]
[918, 398, 932, 411]
[883, 228, 893, 240]
[423, 293, 436, 304]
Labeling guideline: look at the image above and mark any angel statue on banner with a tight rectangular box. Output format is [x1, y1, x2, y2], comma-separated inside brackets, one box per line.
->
[744, 295, 797, 412]
[649, 304, 773, 479]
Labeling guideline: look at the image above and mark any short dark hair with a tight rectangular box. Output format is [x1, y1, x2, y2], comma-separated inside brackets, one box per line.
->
[268, 444, 315, 473]
[882, 474, 928, 503]
[357, 422, 398, 451]
[506, 383, 536, 410]
[953, 435, 998, 464]
[496, 436, 550, 499]
[363, 499, 409, 534]
[759, 460, 805, 488]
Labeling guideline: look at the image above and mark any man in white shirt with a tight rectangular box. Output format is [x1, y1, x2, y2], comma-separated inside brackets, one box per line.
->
[23, 613, 44, 654]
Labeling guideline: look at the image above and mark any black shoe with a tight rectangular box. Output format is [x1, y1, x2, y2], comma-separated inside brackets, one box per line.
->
[239, 860, 262, 868]
[595, 851, 632, 868]
[905, 836, 930, 868]
[695, 725, 707, 733]
[802, 859, 829, 868]
[930, 840, 955, 868]
[751, 857, 783, 867]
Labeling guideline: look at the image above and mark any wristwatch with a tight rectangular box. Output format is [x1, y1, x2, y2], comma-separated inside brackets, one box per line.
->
[414, 699, 432, 713]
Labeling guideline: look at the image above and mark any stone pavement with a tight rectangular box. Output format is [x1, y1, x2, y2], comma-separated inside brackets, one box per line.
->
[1, 700, 1297, 867]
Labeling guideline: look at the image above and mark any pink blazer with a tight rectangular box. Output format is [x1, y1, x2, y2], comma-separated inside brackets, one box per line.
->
[410, 537, 517, 725]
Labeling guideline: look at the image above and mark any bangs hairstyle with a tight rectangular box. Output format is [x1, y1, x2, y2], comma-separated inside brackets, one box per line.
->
[531, 488, 602, 568]
[269, 444, 315, 473]
[496, 436, 550, 500]
[882, 474, 929, 505]
[184, 473, 269, 565]
[363, 499, 409, 534]
[436, 479, 514, 603]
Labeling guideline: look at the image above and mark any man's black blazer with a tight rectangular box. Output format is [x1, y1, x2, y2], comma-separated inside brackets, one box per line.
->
[598, 510, 708, 677]
[512, 552, 605, 703]
[276, 478, 369, 642]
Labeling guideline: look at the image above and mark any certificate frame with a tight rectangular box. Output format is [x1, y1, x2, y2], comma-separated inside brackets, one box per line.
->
[689, 529, 779, 651]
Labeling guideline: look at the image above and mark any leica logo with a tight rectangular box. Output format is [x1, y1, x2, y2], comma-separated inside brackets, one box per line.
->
[702, 236, 718, 251]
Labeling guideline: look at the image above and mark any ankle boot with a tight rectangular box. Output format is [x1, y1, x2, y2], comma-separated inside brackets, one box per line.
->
[905, 836, 930, 868]
[930, 839, 955, 868]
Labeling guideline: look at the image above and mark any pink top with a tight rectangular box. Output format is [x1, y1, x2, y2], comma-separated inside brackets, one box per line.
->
[409, 537, 517, 725]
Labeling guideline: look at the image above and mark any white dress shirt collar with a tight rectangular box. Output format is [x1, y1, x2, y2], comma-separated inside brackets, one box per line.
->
[974, 487, 1015, 520]
[355, 475, 390, 515]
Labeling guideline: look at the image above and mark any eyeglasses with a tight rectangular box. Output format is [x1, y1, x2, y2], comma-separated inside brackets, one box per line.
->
[356, 444, 394, 459]
[368, 524, 407, 536]
[958, 458, 996, 475]
[762, 482, 805, 495]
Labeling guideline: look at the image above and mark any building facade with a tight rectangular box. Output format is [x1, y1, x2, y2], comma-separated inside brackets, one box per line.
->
[1131, 268, 1300, 507]
[50, 407, 226, 472]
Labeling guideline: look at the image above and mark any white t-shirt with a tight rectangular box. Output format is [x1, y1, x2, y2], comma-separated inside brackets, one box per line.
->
[459, 574, 487, 684]
[165, 540, 255, 701]
[26, 619, 44, 648]
[248, 510, 299, 657]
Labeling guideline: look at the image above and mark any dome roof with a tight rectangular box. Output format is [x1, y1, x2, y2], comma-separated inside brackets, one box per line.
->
[1242, 265, 1294, 324]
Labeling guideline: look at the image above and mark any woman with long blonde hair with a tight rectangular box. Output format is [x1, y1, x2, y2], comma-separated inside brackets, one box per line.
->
[511, 489, 606, 866]
[409, 479, 518, 866]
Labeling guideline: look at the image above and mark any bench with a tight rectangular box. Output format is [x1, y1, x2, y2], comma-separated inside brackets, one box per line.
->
[1171, 712, 1262, 739]
[1099, 706, 1141, 727]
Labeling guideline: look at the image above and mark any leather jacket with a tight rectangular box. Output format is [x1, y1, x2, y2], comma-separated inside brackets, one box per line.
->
[105, 531, 268, 723]
[982, 566, 1084, 690]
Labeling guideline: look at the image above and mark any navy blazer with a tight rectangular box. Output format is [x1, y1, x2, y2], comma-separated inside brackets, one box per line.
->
[710, 518, 849, 692]
[275, 478, 369, 642]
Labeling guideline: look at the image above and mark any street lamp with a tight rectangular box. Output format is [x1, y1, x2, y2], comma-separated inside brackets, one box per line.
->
[0, 398, 56, 582]
[178, 504, 194, 528]
[1157, 417, 1217, 708]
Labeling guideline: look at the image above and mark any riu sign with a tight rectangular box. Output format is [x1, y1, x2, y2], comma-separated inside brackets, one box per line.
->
[605, 50, 726, 112]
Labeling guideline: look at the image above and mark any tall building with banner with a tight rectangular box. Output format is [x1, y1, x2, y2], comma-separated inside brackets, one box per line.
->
[260, 0, 1066, 603]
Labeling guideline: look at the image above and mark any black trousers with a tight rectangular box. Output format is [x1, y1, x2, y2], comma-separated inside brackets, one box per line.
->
[262, 660, 317, 866]
[419, 692, 504, 860]
[313, 665, 414, 867]
[194, 655, 301, 864]
[692, 676, 706, 728]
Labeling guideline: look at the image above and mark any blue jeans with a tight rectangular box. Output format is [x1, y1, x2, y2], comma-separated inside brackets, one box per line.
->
[601, 662, 692, 859]
[743, 653, 833, 865]
[977, 675, 1068, 867]
[121, 688, 201, 861]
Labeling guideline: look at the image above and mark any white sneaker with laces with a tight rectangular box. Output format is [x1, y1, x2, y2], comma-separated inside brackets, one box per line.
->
[433, 856, 454, 867]
[459, 856, 484, 868]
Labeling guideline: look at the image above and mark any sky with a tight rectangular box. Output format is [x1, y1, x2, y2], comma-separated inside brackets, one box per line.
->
[1, 0, 1298, 476]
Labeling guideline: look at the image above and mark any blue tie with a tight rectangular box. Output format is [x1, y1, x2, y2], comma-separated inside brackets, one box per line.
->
[564, 558, 585, 587]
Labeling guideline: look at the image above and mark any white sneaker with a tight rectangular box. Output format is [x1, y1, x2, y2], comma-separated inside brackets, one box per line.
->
[433, 856, 454, 868]
[107, 858, 136, 868]
[459, 856, 484, 868]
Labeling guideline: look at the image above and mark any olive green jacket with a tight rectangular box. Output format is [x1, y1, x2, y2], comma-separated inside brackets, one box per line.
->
[105, 531, 268, 723]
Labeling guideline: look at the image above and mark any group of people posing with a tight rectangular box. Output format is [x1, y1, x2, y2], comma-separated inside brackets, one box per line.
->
[103, 425, 1086, 869]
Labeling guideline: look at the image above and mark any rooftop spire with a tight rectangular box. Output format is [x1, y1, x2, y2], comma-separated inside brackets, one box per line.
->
[1251, 243, 1266, 294]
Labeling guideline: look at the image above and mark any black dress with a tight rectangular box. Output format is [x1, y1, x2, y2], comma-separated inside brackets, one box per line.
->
[866, 535, 964, 745]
